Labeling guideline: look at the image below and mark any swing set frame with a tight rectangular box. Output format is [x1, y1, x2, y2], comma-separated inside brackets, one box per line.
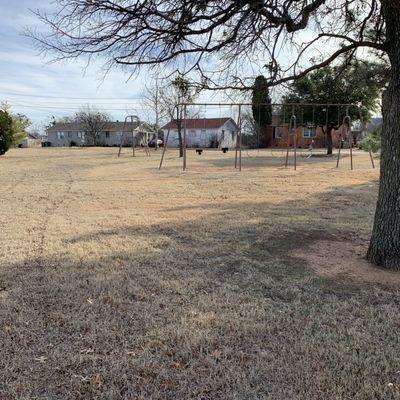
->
[158, 102, 376, 171]
[117, 115, 151, 158]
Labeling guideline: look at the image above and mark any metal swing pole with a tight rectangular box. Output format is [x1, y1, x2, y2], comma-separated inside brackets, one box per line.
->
[357, 105, 375, 170]
[286, 107, 296, 168]
[132, 118, 136, 157]
[234, 105, 240, 169]
[118, 116, 129, 157]
[183, 104, 187, 171]
[324, 106, 329, 150]
[118, 115, 140, 158]
[159, 128, 170, 170]
[369, 152, 375, 169]
[336, 107, 342, 168]
[239, 104, 242, 171]
[345, 106, 353, 170]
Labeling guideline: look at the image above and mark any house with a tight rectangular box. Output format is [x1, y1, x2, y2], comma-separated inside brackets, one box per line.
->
[364, 117, 382, 132]
[161, 117, 239, 148]
[19, 132, 42, 148]
[264, 114, 358, 149]
[46, 121, 155, 147]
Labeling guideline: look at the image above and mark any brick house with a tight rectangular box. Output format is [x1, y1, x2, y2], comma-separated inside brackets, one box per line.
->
[265, 115, 346, 149]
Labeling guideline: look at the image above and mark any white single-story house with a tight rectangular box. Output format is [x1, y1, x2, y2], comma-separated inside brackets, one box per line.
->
[19, 133, 42, 148]
[46, 121, 155, 147]
[161, 117, 239, 148]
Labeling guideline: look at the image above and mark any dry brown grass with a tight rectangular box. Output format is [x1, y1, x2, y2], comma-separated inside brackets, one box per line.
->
[1, 147, 399, 399]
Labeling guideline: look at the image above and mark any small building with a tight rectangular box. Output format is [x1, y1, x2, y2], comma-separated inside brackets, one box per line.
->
[19, 133, 42, 148]
[161, 117, 239, 148]
[46, 121, 155, 147]
[264, 115, 357, 149]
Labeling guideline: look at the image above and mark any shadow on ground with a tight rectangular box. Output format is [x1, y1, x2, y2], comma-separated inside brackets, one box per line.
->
[1, 181, 400, 400]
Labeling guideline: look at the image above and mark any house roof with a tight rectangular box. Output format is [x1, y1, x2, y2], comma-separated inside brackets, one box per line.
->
[46, 121, 154, 133]
[161, 117, 235, 130]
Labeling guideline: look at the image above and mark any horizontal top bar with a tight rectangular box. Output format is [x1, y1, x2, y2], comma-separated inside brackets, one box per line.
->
[179, 102, 357, 107]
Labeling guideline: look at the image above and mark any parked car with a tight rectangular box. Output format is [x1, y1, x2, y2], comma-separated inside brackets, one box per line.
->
[148, 139, 163, 148]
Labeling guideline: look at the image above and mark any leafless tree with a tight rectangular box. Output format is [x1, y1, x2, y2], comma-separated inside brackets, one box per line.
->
[30, 1, 400, 269]
[158, 76, 200, 157]
[143, 81, 168, 150]
[74, 106, 111, 146]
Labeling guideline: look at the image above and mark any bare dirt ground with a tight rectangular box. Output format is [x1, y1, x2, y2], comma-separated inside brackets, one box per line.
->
[0, 147, 399, 399]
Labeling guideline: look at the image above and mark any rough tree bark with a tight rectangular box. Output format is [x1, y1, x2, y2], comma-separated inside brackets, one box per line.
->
[326, 126, 334, 155]
[178, 128, 183, 158]
[367, 1, 400, 269]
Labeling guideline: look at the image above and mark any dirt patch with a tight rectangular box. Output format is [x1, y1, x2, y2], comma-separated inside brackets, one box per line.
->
[295, 240, 400, 286]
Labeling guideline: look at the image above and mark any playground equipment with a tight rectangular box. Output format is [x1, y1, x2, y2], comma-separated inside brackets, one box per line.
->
[118, 115, 151, 158]
[159, 104, 243, 171]
[158, 102, 376, 171]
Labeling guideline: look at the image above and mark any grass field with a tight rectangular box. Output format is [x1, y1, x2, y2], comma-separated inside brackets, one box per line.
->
[1, 147, 399, 399]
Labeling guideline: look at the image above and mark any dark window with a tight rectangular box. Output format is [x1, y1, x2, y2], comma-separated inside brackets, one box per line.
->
[105, 131, 110, 138]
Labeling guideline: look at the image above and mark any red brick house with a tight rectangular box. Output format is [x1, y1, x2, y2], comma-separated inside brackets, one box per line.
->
[263, 115, 345, 149]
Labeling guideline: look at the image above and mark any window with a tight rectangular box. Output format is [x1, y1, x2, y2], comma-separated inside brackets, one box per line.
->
[77, 132, 85, 140]
[189, 130, 196, 137]
[105, 131, 110, 138]
[303, 126, 316, 138]
[272, 126, 283, 139]
[57, 132, 65, 139]
[67, 132, 71, 138]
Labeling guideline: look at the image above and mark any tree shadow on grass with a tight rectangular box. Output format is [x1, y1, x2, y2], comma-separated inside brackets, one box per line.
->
[2, 180, 400, 400]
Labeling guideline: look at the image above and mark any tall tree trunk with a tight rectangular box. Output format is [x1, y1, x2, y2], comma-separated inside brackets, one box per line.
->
[367, 2, 400, 269]
[178, 128, 183, 157]
[326, 126, 333, 155]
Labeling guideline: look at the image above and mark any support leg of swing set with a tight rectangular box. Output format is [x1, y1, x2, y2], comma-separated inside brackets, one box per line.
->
[336, 137, 342, 168]
[118, 116, 129, 157]
[350, 138, 353, 171]
[234, 139, 238, 169]
[132, 131, 135, 157]
[294, 134, 297, 171]
[369, 151, 375, 169]
[285, 135, 290, 168]
[159, 129, 170, 170]
[239, 105, 242, 171]
[234, 105, 242, 171]
[183, 105, 187, 171]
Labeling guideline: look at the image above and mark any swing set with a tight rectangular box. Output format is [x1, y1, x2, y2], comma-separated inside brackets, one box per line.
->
[159, 104, 244, 171]
[117, 115, 151, 158]
[157, 102, 376, 172]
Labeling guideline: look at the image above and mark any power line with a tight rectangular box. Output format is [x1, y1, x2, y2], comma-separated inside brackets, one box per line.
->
[0, 90, 144, 101]
[8, 103, 149, 111]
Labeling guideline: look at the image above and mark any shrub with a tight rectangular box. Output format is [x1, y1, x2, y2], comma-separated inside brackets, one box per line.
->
[359, 126, 381, 154]
[70, 140, 78, 147]
[0, 110, 14, 156]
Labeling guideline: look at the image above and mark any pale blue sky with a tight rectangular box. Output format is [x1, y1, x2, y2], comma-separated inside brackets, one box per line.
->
[0, 0, 160, 127]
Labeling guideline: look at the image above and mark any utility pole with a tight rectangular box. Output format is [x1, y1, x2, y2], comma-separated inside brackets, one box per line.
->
[154, 79, 160, 150]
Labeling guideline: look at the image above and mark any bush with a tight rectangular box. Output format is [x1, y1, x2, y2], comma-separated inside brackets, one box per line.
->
[359, 126, 381, 154]
[0, 110, 14, 156]
[70, 140, 78, 147]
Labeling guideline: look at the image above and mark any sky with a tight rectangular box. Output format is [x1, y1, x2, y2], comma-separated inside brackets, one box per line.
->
[0, 0, 166, 129]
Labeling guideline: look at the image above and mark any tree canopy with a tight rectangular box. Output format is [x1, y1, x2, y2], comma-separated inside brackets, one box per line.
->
[30, 1, 387, 90]
[283, 60, 385, 127]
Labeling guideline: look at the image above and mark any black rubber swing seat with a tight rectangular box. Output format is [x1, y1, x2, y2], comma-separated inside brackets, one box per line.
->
[196, 149, 203, 155]
[222, 148, 229, 154]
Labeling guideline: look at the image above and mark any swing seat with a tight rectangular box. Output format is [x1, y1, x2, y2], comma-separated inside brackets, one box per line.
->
[196, 149, 203, 155]
[222, 147, 229, 154]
